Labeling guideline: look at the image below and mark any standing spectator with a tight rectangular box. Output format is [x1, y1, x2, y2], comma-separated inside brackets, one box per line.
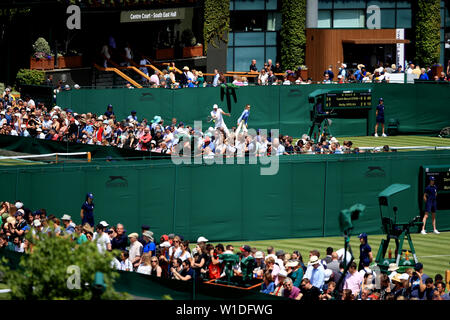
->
[100, 43, 111, 68]
[111, 223, 127, 251]
[150, 256, 162, 277]
[93, 223, 111, 254]
[343, 262, 363, 296]
[267, 70, 277, 85]
[80, 193, 95, 227]
[436, 281, 449, 300]
[410, 262, 429, 299]
[61, 214, 75, 235]
[249, 59, 258, 72]
[139, 56, 150, 84]
[324, 247, 333, 264]
[324, 65, 334, 81]
[142, 230, 156, 257]
[304, 255, 325, 290]
[212, 69, 220, 87]
[258, 69, 268, 85]
[267, 59, 275, 72]
[128, 232, 143, 269]
[178, 240, 192, 262]
[266, 256, 281, 286]
[73, 225, 87, 245]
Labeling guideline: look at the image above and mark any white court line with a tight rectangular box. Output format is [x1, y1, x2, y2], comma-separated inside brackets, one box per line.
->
[0, 289, 11, 293]
[418, 254, 450, 258]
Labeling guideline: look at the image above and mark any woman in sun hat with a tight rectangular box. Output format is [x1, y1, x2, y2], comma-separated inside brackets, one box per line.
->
[286, 260, 304, 288]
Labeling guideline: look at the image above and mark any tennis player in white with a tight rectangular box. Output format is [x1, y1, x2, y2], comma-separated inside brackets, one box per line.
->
[210, 104, 230, 136]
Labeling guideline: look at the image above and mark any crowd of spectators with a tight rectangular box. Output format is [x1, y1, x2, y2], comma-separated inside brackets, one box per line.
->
[1, 89, 395, 156]
[0, 199, 448, 301]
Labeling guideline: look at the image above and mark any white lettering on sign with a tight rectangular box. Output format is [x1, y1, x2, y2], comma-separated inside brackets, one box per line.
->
[130, 13, 142, 20]
[66, 5, 81, 30]
[366, 5, 380, 29]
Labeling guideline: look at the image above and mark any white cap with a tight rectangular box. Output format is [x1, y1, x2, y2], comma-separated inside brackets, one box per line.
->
[99, 220, 109, 227]
[330, 137, 339, 143]
[74, 84, 80, 89]
[160, 241, 171, 248]
[213, 104, 218, 109]
[278, 270, 288, 278]
[37, 128, 42, 132]
[21, 124, 26, 128]
[52, 115, 59, 119]
[197, 236, 208, 243]
[61, 214, 72, 221]
[255, 251, 264, 259]
[33, 220, 41, 227]
[399, 273, 410, 280]
[15, 202, 23, 209]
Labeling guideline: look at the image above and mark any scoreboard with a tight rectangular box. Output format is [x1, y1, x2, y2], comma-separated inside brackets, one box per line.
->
[420, 165, 450, 210]
[325, 90, 372, 109]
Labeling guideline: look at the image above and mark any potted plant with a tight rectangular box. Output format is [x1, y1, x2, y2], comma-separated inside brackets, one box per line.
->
[57, 50, 83, 69]
[182, 29, 203, 58]
[297, 65, 308, 80]
[30, 37, 54, 70]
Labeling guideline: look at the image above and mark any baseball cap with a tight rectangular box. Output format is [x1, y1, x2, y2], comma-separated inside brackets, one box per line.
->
[213, 104, 218, 109]
[14, 209, 24, 216]
[429, 176, 435, 181]
[358, 233, 368, 240]
[33, 220, 41, 227]
[276, 250, 285, 256]
[278, 270, 288, 278]
[15, 202, 23, 209]
[240, 245, 251, 252]
[131, 110, 136, 114]
[160, 241, 171, 248]
[128, 232, 139, 239]
[379, 98, 383, 101]
[61, 214, 72, 221]
[86, 193, 94, 199]
[197, 236, 209, 243]
[141, 224, 150, 230]
[99, 220, 109, 227]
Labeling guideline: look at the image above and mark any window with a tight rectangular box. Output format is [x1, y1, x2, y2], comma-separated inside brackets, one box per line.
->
[333, 10, 365, 28]
[234, 47, 265, 71]
[234, 32, 265, 46]
[234, 0, 265, 11]
[318, 10, 332, 28]
[318, 0, 333, 9]
[396, 1, 411, 8]
[267, 12, 281, 31]
[333, 0, 366, 9]
[380, 9, 395, 28]
[396, 9, 411, 29]
[367, 1, 395, 8]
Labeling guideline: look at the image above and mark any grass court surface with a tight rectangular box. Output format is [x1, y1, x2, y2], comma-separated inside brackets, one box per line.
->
[336, 135, 450, 150]
[218, 231, 450, 279]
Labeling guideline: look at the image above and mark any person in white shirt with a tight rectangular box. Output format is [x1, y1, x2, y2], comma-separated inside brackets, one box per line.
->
[150, 70, 160, 86]
[136, 253, 152, 275]
[210, 104, 230, 137]
[120, 251, 134, 272]
[128, 232, 143, 269]
[178, 240, 192, 262]
[169, 235, 183, 261]
[93, 224, 111, 254]
[101, 44, 111, 68]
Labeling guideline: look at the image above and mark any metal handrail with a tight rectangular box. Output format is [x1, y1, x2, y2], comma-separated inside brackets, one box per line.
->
[359, 146, 450, 151]
[93, 64, 143, 88]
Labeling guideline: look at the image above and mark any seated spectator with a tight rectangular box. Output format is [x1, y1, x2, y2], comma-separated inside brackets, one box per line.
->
[260, 271, 275, 294]
[282, 277, 301, 300]
[299, 278, 321, 301]
[171, 258, 194, 281]
[136, 253, 152, 275]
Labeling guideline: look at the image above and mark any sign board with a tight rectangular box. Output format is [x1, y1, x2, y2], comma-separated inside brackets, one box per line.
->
[120, 8, 185, 23]
[325, 90, 372, 109]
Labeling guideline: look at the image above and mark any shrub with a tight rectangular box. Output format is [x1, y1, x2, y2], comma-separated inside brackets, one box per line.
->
[203, 0, 230, 54]
[280, 0, 306, 71]
[414, 0, 441, 66]
[32, 37, 51, 59]
[0, 227, 128, 300]
[15, 69, 45, 86]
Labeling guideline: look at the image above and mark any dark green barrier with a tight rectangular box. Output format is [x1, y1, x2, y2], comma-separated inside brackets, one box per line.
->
[57, 84, 450, 137]
[1, 151, 450, 241]
[0, 135, 170, 160]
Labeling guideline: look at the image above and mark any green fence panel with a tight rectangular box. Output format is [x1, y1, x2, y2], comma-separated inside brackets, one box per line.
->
[2, 151, 450, 241]
[58, 84, 450, 138]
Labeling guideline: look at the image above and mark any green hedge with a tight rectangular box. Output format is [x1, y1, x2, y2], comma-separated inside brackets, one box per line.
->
[280, 0, 306, 71]
[203, 0, 230, 54]
[15, 69, 45, 86]
[414, 0, 441, 66]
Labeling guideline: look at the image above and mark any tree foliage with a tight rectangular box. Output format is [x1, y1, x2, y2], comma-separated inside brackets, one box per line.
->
[0, 229, 128, 300]
[280, 0, 306, 71]
[414, 0, 441, 66]
[15, 69, 45, 86]
[203, 0, 230, 54]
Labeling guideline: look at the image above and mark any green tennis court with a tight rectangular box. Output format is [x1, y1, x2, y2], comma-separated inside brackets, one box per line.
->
[337, 135, 450, 149]
[0, 158, 45, 166]
[215, 231, 450, 279]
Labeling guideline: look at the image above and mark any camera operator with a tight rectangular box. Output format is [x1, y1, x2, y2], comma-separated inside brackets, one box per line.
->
[410, 262, 429, 299]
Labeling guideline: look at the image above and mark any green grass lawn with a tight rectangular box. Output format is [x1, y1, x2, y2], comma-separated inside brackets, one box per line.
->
[336, 135, 450, 150]
[214, 231, 450, 279]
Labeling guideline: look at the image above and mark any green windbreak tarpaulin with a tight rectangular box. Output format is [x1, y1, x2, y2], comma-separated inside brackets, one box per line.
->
[57, 83, 450, 137]
[0, 135, 170, 160]
[2, 150, 450, 242]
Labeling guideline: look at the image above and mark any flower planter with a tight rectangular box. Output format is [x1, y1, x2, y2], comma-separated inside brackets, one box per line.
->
[183, 45, 203, 58]
[57, 56, 83, 69]
[155, 48, 174, 60]
[30, 57, 54, 70]
[431, 65, 443, 78]
[299, 70, 308, 80]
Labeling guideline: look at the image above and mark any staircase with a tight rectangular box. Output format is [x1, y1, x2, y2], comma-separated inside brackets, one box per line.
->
[92, 67, 145, 89]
